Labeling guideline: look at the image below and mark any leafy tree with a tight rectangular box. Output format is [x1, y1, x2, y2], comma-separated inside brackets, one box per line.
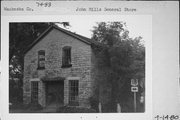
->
[91, 22, 145, 112]
[9, 22, 70, 62]
[9, 22, 69, 103]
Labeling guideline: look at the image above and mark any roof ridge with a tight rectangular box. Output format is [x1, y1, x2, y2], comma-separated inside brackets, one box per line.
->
[53, 25, 91, 44]
[53, 25, 105, 47]
[23, 25, 104, 55]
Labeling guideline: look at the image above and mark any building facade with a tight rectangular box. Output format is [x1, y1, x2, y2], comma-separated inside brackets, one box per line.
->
[23, 25, 102, 108]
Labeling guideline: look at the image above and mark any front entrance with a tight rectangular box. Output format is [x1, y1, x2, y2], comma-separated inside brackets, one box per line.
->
[45, 81, 64, 107]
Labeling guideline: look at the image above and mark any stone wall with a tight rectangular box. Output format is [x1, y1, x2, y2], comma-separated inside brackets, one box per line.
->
[23, 28, 94, 108]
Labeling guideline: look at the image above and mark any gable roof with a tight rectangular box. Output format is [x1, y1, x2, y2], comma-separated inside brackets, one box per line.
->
[23, 25, 103, 55]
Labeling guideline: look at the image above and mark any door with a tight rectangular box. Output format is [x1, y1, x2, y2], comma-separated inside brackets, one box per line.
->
[46, 81, 64, 106]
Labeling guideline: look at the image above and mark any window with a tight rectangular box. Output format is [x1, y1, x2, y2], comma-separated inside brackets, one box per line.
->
[31, 81, 38, 103]
[69, 80, 79, 106]
[38, 50, 45, 69]
[62, 46, 72, 68]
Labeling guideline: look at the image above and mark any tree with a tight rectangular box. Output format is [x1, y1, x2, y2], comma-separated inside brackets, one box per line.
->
[9, 22, 70, 62]
[91, 22, 145, 112]
[9, 22, 70, 103]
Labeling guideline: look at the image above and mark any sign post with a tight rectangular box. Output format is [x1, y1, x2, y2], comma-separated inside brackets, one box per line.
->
[131, 79, 138, 112]
[134, 92, 136, 112]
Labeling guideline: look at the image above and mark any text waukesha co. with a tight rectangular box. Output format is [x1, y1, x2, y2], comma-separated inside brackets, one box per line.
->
[4, 7, 24, 11]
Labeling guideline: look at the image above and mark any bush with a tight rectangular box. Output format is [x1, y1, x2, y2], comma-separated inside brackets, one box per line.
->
[56, 106, 97, 113]
[9, 102, 24, 109]
[89, 96, 99, 111]
[102, 102, 116, 113]
[9, 80, 23, 104]
[24, 102, 43, 111]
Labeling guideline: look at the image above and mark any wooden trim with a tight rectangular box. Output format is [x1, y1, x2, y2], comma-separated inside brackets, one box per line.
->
[67, 77, 80, 80]
[30, 78, 40, 82]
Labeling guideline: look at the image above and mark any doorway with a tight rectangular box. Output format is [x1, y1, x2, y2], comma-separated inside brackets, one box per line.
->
[45, 81, 64, 107]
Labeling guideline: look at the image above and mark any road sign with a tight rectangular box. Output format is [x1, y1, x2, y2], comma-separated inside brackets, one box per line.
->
[131, 79, 138, 86]
[131, 79, 139, 112]
[131, 86, 138, 92]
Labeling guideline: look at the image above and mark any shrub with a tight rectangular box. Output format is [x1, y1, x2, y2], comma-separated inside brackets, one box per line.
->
[25, 102, 43, 111]
[56, 106, 97, 113]
[89, 96, 99, 111]
[9, 80, 23, 104]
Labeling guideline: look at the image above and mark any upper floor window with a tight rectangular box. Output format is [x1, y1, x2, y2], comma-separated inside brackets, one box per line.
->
[38, 50, 45, 69]
[62, 46, 72, 68]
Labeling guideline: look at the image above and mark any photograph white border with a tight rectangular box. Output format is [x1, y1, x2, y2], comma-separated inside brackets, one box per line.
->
[1, 1, 180, 120]
[1, 15, 152, 120]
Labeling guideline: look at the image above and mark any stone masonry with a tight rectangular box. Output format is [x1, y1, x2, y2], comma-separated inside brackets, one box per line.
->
[23, 26, 101, 108]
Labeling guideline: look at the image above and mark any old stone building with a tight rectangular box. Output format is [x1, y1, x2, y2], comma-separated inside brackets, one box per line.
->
[23, 25, 103, 109]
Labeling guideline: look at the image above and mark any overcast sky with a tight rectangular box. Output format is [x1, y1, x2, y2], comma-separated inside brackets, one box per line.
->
[58, 15, 151, 44]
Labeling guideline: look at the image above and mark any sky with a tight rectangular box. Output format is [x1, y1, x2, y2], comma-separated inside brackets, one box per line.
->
[57, 15, 151, 44]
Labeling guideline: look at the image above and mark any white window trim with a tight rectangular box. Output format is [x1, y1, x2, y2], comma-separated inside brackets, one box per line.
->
[67, 77, 80, 80]
[30, 78, 40, 82]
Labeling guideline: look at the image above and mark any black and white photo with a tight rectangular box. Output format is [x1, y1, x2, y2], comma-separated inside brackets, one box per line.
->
[9, 21, 145, 113]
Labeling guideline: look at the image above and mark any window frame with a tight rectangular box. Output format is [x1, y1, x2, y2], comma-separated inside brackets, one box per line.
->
[69, 80, 79, 106]
[31, 81, 39, 103]
[61, 46, 72, 68]
[37, 50, 45, 70]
